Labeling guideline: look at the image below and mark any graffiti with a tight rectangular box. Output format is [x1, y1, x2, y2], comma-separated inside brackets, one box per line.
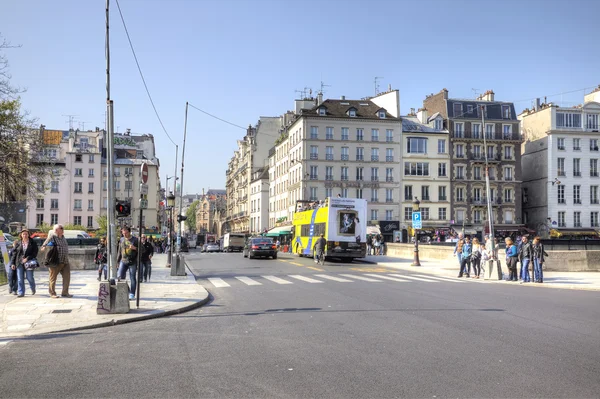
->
[114, 136, 137, 148]
[97, 283, 111, 313]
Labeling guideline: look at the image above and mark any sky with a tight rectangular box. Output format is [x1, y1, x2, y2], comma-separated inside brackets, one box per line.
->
[2, 0, 599, 195]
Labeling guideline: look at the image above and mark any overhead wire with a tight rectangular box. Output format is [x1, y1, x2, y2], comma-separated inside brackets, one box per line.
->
[187, 103, 247, 130]
[115, 0, 177, 146]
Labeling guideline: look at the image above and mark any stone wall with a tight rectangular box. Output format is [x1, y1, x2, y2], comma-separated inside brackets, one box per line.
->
[37, 246, 98, 270]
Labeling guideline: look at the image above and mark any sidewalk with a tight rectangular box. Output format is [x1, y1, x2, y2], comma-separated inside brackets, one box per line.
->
[366, 254, 600, 291]
[0, 254, 209, 339]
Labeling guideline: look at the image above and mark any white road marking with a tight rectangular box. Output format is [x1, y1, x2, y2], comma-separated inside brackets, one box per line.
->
[207, 278, 230, 288]
[314, 274, 354, 282]
[412, 274, 467, 283]
[388, 274, 439, 283]
[288, 275, 324, 283]
[0, 340, 13, 347]
[339, 274, 383, 282]
[262, 275, 294, 285]
[364, 273, 409, 282]
[235, 276, 262, 286]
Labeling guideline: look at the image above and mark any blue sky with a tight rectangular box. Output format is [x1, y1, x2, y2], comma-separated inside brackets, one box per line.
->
[2, 0, 599, 194]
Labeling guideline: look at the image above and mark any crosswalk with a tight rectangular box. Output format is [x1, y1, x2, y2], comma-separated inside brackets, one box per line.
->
[200, 273, 467, 288]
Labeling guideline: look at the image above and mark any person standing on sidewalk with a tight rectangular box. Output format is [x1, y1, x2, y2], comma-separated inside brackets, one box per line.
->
[6, 247, 17, 295]
[470, 237, 483, 279]
[140, 234, 154, 282]
[519, 235, 533, 283]
[117, 226, 139, 300]
[532, 236, 547, 283]
[95, 237, 108, 281]
[41, 224, 72, 298]
[453, 233, 464, 274]
[505, 237, 519, 281]
[10, 229, 39, 297]
[459, 236, 472, 278]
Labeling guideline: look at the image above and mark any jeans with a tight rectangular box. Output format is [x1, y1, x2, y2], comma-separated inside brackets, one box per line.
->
[533, 258, 544, 282]
[521, 258, 531, 282]
[118, 261, 138, 295]
[456, 253, 463, 269]
[7, 266, 17, 293]
[142, 261, 152, 281]
[16, 265, 36, 295]
[98, 263, 107, 280]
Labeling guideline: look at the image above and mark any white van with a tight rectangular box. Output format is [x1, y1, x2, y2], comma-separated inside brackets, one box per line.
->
[62, 230, 91, 239]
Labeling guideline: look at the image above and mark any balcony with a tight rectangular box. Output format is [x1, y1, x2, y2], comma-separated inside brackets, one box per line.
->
[371, 176, 379, 181]
[421, 196, 430, 201]
[310, 175, 318, 180]
[504, 176, 513, 181]
[592, 172, 599, 177]
[356, 177, 364, 181]
[455, 175, 465, 180]
[558, 171, 566, 176]
[341, 176, 349, 181]
[386, 137, 393, 143]
[356, 155, 364, 161]
[341, 155, 349, 161]
[371, 156, 379, 161]
[370, 198, 379, 203]
[341, 135, 349, 141]
[356, 135, 363, 141]
[439, 196, 447, 201]
[310, 154, 318, 160]
[326, 154, 333, 160]
[326, 135, 334, 140]
[386, 177, 394, 182]
[371, 137, 379, 142]
[386, 198, 393, 203]
[455, 154, 466, 159]
[574, 171, 582, 177]
[325, 175, 333, 181]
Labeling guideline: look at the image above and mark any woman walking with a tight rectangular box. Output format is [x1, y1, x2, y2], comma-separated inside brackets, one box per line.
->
[470, 237, 483, 278]
[532, 236, 547, 283]
[505, 237, 519, 281]
[41, 224, 73, 298]
[95, 237, 108, 281]
[10, 229, 39, 297]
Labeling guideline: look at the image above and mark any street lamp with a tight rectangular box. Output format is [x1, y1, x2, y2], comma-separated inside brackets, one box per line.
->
[166, 191, 176, 268]
[412, 196, 421, 266]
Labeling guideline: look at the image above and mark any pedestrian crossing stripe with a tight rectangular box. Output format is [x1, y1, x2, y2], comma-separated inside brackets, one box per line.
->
[207, 278, 230, 288]
[235, 276, 262, 286]
[314, 274, 353, 282]
[412, 274, 466, 283]
[364, 273, 409, 282]
[262, 275, 294, 285]
[288, 275, 324, 283]
[337, 274, 383, 282]
[388, 274, 438, 283]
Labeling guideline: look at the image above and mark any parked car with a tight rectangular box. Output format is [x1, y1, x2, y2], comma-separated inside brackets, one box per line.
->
[180, 237, 189, 252]
[2, 232, 15, 249]
[243, 237, 277, 259]
[188, 236, 197, 249]
[205, 242, 221, 253]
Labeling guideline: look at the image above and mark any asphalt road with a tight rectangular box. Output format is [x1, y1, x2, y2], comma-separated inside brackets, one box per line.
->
[1, 250, 599, 398]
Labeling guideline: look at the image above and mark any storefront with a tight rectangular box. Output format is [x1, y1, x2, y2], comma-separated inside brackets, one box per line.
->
[378, 221, 400, 243]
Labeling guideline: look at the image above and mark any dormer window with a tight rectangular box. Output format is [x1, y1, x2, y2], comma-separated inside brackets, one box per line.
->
[347, 107, 357, 117]
[378, 111, 386, 119]
[434, 119, 442, 131]
[318, 107, 326, 116]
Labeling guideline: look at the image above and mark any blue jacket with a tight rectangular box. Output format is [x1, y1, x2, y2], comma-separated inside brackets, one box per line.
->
[462, 243, 472, 257]
[506, 245, 518, 258]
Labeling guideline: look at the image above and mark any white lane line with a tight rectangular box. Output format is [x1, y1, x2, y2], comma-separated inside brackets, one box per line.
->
[339, 274, 383, 282]
[364, 273, 409, 282]
[288, 275, 324, 283]
[235, 276, 262, 286]
[412, 274, 466, 283]
[262, 275, 294, 285]
[314, 274, 354, 282]
[389, 274, 438, 283]
[207, 278, 231, 288]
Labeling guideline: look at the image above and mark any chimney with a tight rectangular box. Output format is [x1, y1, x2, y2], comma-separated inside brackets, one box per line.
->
[410, 108, 415, 115]
[340, 95, 345, 100]
[442, 88, 448, 100]
[417, 108, 428, 124]
[317, 92, 323, 105]
[535, 98, 541, 111]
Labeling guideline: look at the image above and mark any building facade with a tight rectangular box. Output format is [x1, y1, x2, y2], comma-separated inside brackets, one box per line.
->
[423, 89, 523, 238]
[249, 167, 269, 233]
[195, 189, 226, 235]
[520, 86, 600, 237]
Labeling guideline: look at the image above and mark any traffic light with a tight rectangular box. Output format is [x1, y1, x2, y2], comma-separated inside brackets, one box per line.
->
[177, 215, 187, 223]
[116, 200, 131, 218]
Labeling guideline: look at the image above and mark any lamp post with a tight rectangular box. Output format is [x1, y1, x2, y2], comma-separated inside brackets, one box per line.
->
[166, 191, 175, 268]
[412, 196, 421, 266]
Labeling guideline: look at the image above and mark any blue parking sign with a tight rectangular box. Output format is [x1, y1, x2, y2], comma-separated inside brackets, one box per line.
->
[412, 212, 422, 229]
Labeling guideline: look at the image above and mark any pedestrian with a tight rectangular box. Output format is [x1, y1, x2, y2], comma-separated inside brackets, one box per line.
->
[41, 224, 73, 298]
[117, 226, 139, 300]
[453, 233, 465, 273]
[374, 236, 381, 255]
[458, 236, 472, 278]
[532, 236, 548, 283]
[10, 228, 39, 297]
[519, 235, 533, 283]
[140, 234, 154, 282]
[313, 233, 326, 263]
[470, 237, 482, 278]
[6, 247, 17, 295]
[505, 237, 519, 281]
[95, 237, 108, 281]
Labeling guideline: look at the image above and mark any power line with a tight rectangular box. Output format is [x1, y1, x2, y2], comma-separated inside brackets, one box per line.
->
[115, 0, 177, 146]
[512, 85, 596, 105]
[188, 103, 247, 130]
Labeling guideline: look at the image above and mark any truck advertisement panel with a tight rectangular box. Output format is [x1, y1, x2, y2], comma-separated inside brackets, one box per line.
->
[327, 197, 367, 244]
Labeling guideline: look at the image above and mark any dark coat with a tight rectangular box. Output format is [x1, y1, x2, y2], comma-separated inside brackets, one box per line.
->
[141, 240, 154, 262]
[519, 241, 533, 261]
[10, 239, 39, 266]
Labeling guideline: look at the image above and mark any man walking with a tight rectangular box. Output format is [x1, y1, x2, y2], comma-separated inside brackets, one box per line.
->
[313, 234, 327, 263]
[41, 224, 73, 298]
[140, 234, 154, 282]
[459, 236, 472, 278]
[117, 226, 139, 300]
[519, 235, 533, 283]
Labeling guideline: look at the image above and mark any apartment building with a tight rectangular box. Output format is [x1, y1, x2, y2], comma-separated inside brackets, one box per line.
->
[423, 89, 523, 238]
[249, 167, 269, 233]
[196, 189, 227, 235]
[400, 113, 451, 239]
[520, 86, 600, 237]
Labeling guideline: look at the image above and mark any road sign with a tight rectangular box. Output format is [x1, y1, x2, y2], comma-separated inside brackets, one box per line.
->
[412, 212, 422, 229]
[140, 183, 148, 195]
[141, 162, 148, 184]
[139, 199, 148, 209]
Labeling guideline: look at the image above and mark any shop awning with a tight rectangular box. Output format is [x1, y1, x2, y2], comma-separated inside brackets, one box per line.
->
[264, 225, 293, 237]
[367, 226, 381, 235]
[549, 229, 599, 238]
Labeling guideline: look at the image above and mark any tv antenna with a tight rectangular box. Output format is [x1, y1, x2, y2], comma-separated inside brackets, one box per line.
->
[472, 88, 480, 98]
[319, 81, 331, 95]
[374, 77, 384, 95]
[294, 89, 307, 99]
[63, 114, 79, 130]
[78, 121, 91, 131]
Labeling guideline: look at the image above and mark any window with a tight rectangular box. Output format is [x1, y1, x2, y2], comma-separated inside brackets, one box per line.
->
[573, 138, 581, 150]
[341, 167, 348, 181]
[114, 167, 120, 177]
[591, 139, 599, 151]
[115, 180, 121, 190]
[371, 148, 379, 161]
[573, 158, 581, 176]
[504, 167, 513, 181]
[310, 126, 318, 139]
[74, 199, 82, 210]
[404, 207, 413, 220]
[574, 185, 581, 204]
[558, 211, 566, 227]
[556, 113, 581, 128]
[455, 165, 464, 179]
[421, 208, 430, 221]
[356, 128, 363, 141]
[502, 125, 512, 139]
[386, 148, 394, 162]
[75, 154, 82, 162]
[310, 165, 318, 180]
[356, 167, 364, 181]
[348, 109, 356, 117]
[325, 188, 332, 198]
[473, 188, 482, 202]
[378, 111, 386, 119]
[386, 188, 393, 203]
[456, 187, 464, 202]
[356, 188, 363, 199]
[592, 159, 599, 177]
[103, 180, 107, 191]
[51, 181, 59, 193]
[472, 123, 481, 139]
[325, 166, 333, 181]
[88, 182, 94, 193]
[487, 145, 495, 159]
[310, 145, 318, 160]
[456, 210, 465, 223]
[74, 168, 83, 177]
[370, 209, 378, 221]
[438, 139, 446, 154]
[453, 103, 463, 117]
[51, 214, 58, 225]
[371, 167, 379, 181]
[73, 216, 82, 226]
[89, 154, 95, 163]
[504, 146, 512, 160]
[421, 186, 430, 201]
[587, 114, 599, 130]
[36, 198, 44, 209]
[318, 108, 326, 116]
[404, 185, 413, 201]
[51, 199, 58, 209]
[74, 182, 83, 193]
[439, 186, 447, 201]
[557, 158, 565, 176]
[404, 162, 429, 176]
[473, 166, 482, 180]
[309, 187, 318, 201]
[36, 214, 44, 226]
[502, 105, 511, 119]
[474, 210, 482, 224]
[504, 188, 512, 203]
[574, 211, 582, 227]
[454, 122, 464, 138]
[341, 188, 348, 197]
[341, 127, 349, 141]
[371, 189, 378, 202]
[326, 127, 334, 140]
[326, 146, 334, 160]
[125, 180, 132, 190]
[125, 167, 133, 177]
[356, 147, 364, 161]
[592, 212, 599, 227]
[473, 145, 482, 159]
[88, 168, 94, 177]
[439, 208, 447, 220]
[489, 168, 496, 180]
[557, 138, 565, 150]
[455, 144, 464, 158]
[438, 163, 447, 177]
[386, 168, 394, 182]
[434, 119, 443, 130]
[557, 184, 565, 204]
[485, 124, 494, 139]
[386, 129, 393, 142]
[385, 210, 393, 221]
[407, 138, 427, 153]
[371, 129, 379, 142]
[504, 210, 513, 224]
[591, 186, 599, 204]
[341, 147, 349, 161]
[85, 216, 93, 228]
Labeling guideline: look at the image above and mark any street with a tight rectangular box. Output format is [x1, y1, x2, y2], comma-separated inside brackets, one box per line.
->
[1, 250, 599, 398]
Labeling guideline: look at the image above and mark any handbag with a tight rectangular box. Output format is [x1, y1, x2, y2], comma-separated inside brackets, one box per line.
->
[43, 236, 59, 267]
[24, 258, 40, 270]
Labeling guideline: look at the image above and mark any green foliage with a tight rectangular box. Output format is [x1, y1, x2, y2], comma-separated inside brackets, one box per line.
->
[186, 200, 199, 232]
[62, 224, 86, 231]
[96, 215, 107, 237]
[36, 222, 53, 233]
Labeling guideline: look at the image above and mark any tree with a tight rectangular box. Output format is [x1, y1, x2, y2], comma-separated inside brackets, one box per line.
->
[96, 215, 107, 238]
[186, 200, 199, 233]
[0, 35, 52, 202]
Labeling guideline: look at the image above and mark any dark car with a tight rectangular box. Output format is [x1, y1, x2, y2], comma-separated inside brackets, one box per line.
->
[243, 237, 277, 259]
[180, 237, 189, 252]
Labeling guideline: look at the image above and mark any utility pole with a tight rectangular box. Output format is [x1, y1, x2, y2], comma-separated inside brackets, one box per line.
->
[481, 105, 497, 279]
[172, 103, 188, 276]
